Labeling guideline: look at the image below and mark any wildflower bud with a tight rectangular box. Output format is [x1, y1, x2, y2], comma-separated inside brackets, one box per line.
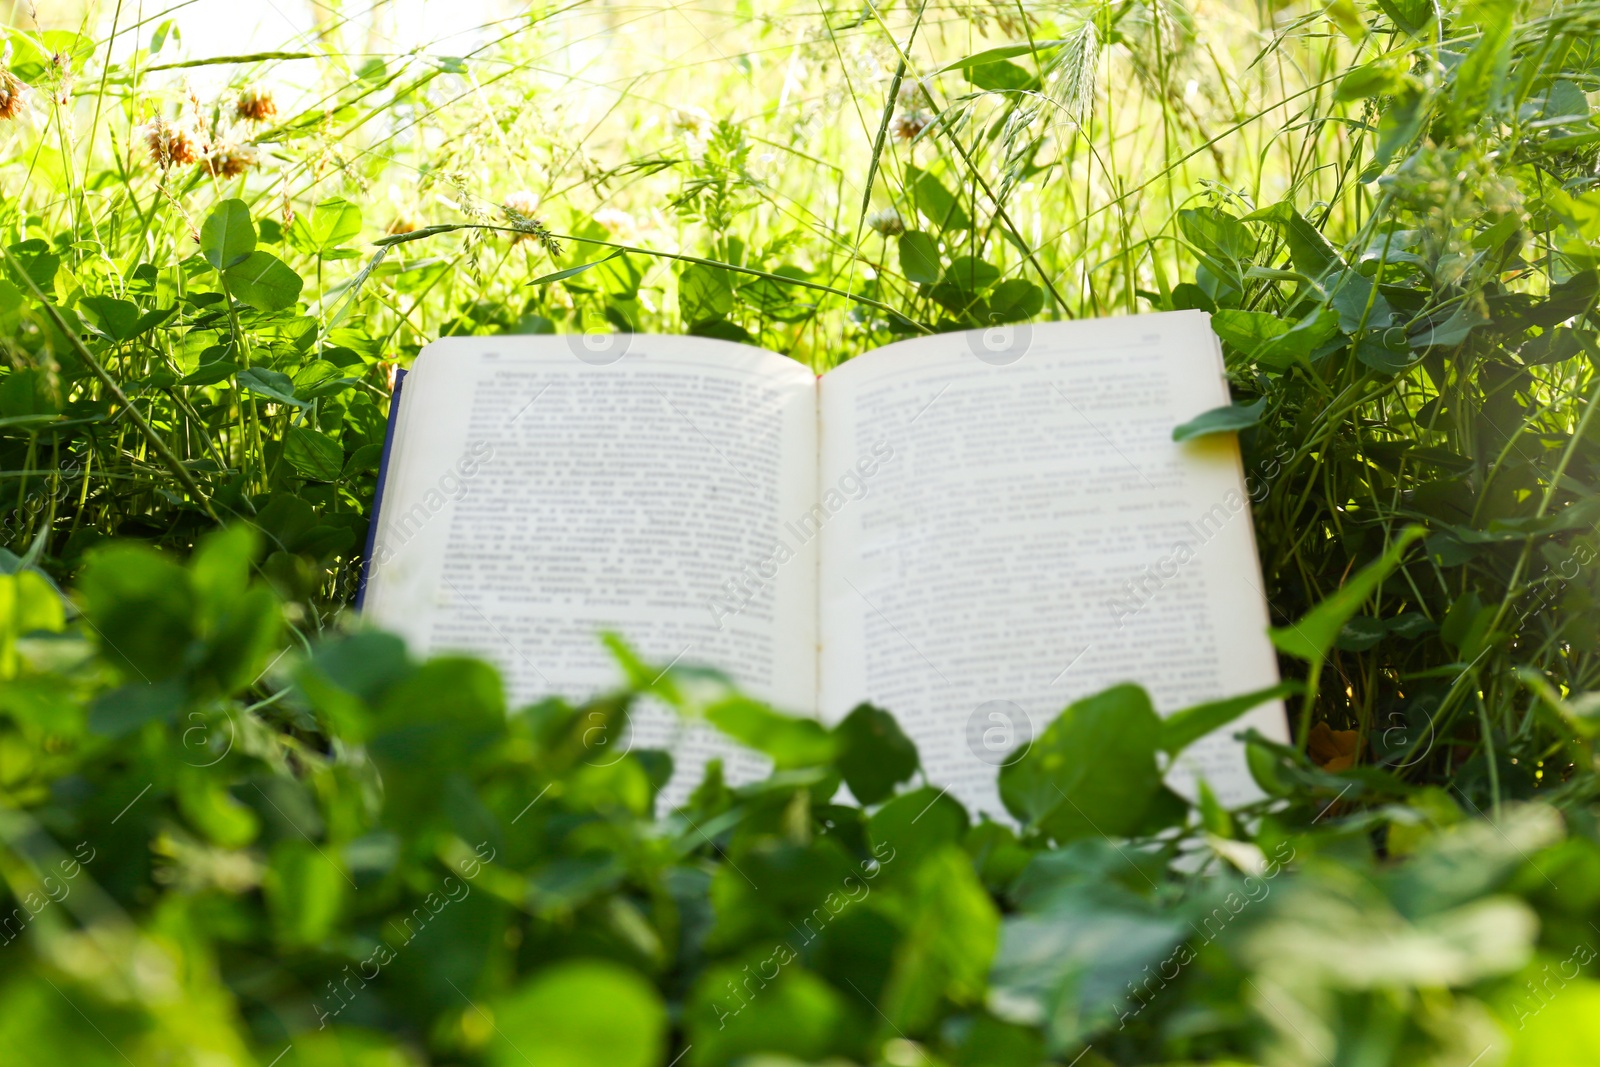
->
[865, 208, 905, 237]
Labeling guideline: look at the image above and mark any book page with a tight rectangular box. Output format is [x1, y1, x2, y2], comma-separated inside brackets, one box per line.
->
[363, 335, 818, 794]
[817, 311, 1288, 819]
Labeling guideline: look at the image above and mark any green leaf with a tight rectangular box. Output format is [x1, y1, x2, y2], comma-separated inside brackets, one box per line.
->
[88, 679, 188, 737]
[1336, 58, 1411, 101]
[868, 786, 967, 875]
[77, 296, 142, 342]
[1172, 398, 1265, 441]
[935, 39, 1064, 72]
[1245, 201, 1341, 277]
[1158, 681, 1301, 755]
[1269, 526, 1427, 663]
[1376, 0, 1434, 35]
[833, 702, 919, 804]
[1448, 3, 1514, 127]
[899, 231, 941, 284]
[906, 165, 971, 232]
[530, 248, 625, 286]
[223, 251, 304, 312]
[987, 278, 1045, 322]
[263, 840, 345, 949]
[706, 696, 836, 769]
[1210, 309, 1288, 351]
[966, 58, 1036, 92]
[236, 367, 305, 408]
[881, 845, 1000, 1031]
[687, 963, 847, 1067]
[78, 544, 196, 683]
[284, 426, 345, 482]
[493, 961, 666, 1067]
[999, 684, 1163, 842]
[678, 263, 734, 323]
[293, 197, 362, 254]
[200, 198, 257, 270]
[944, 256, 1001, 292]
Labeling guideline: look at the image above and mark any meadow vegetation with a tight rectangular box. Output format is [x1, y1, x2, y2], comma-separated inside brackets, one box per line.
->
[1, 0, 1599, 1063]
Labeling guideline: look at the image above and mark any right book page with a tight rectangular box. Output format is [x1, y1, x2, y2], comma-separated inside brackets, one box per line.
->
[816, 310, 1289, 819]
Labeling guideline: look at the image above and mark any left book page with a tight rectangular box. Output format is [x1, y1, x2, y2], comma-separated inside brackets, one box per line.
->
[362, 335, 819, 787]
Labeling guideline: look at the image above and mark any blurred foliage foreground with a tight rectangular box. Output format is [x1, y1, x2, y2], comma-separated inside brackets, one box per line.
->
[3, 0, 1600, 1062]
[3, 525, 1600, 1066]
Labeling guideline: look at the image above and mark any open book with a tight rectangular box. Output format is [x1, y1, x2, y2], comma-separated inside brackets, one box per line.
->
[360, 311, 1288, 817]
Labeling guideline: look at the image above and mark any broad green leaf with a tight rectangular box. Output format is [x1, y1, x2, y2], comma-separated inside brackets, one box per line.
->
[263, 840, 345, 949]
[223, 251, 304, 311]
[944, 256, 1001, 292]
[296, 197, 362, 254]
[78, 544, 195, 682]
[881, 845, 1001, 1031]
[1269, 526, 1427, 663]
[987, 278, 1045, 322]
[1158, 681, 1301, 755]
[990, 881, 1188, 1049]
[87, 679, 188, 736]
[678, 263, 734, 323]
[868, 785, 967, 874]
[1245, 201, 1341, 277]
[999, 684, 1163, 841]
[1336, 58, 1412, 101]
[200, 198, 257, 270]
[1376, 0, 1434, 35]
[494, 961, 666, 1067]
[687, 963, 847, 1067]
[833, 702, 919, 804]
[899, 231, 941, 284]
[1210, 309, 1290, 356]
[906, 165, 971, 232]
[236, 367, 305, 408]
[966, 58, 1036, 92]
[935, 39, 1064, 72]
[284, 426, 346, 482]
[176, 764, 259, 847]
[1172, 398, 1265, 441]
[77, 296, 141, 341]
[706, 696, 836, 768]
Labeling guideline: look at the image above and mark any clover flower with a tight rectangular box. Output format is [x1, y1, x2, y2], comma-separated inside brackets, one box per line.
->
[202, 142, 259, 178]
[0, 69, 28, 121]
[235, 89, 277, 123]
[865, 208, 905, 236]
[141, 117, 200, 167]
[891, 110, 930, 142]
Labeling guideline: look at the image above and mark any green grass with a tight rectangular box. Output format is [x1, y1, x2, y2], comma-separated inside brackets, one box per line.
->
[0, 0, 1599, 1062]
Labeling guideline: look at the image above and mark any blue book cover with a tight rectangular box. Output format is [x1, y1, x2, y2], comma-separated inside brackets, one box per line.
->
[354, 367, 406, 610]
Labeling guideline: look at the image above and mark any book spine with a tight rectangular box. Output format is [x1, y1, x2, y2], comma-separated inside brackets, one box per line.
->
[354, 367, 408, 610]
